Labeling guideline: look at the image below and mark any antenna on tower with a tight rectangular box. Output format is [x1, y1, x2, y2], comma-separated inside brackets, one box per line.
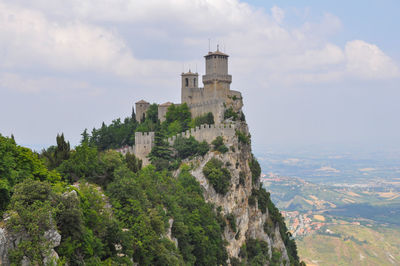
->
[195, 64, 197, 73]
[208, 38, 211, 52]
[217, 44, 219, 51]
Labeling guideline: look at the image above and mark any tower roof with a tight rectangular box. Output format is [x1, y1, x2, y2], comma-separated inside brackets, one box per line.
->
[181, 70, 198, 76]
[159, 101, 173, 107]
[204, 50, 229, 58]
[136, 99, 149, 104]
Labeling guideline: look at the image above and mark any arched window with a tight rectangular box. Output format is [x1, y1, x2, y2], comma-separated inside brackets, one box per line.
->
[193, 78, 196, 86]
[185, 78, 189, 87]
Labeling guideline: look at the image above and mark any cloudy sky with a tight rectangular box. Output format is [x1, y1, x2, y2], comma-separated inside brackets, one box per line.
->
[0, 0, 399, 152]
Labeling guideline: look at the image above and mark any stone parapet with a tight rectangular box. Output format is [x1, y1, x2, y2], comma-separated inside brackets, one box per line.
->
[168, 123, 236, 145]
[202, 74, 232, 84]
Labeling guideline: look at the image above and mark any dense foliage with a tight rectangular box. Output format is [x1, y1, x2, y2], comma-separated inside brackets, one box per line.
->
[238, 239, 271, 265]
[202, 158, 231, 195]
[211, 136, 229, 154]
[236, 130, 250, 145]
[40, 133, 70, 169]
[86, 116, 138, 151]
[0, 135, 60, 215]
[0, 102, 302, 265]
[249, 155, 261, 185]
[173, 136, 209, 159]
[161, 103, 192, 137]
[224, 107, 239, 121]
[0, 134, 230, 265]
[191, 112, 214, 127]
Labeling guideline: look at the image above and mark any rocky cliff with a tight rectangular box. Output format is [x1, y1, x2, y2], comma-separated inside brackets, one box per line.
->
[178, 120, 297, 265]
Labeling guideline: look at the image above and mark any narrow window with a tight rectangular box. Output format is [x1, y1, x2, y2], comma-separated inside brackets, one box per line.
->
[185, 78, 189, 87]
[193, 78, 196, 86]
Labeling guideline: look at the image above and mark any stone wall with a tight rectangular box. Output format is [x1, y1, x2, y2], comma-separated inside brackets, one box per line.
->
[168, 123, 236, 145]
[189, 99, 225, 124]
[158, 102, 173, 123]
[135, 132, 155, 166]
[135, 101, 150, 123]
[115, 132, 155, 166]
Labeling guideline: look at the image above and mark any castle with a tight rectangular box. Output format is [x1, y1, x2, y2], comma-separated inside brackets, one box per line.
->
[117, 48, 244, 165]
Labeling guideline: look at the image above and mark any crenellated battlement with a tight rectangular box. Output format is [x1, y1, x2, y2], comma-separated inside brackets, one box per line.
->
[135, 131, 155, 144]
[167, 123, 236, 145]
[118, 49, 244, 165]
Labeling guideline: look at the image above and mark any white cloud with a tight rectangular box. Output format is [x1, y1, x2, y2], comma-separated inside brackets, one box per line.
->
[345, 40, 400, 79]
[0, 2, 138, 77]
[0, 72, 98, 94]
[271, 6, 285, 24]
[1, 0, 398, 86]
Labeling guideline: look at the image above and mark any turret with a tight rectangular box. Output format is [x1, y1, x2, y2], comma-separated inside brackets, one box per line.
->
[181, 70, 199, 104]
[202, 48, 232, 85]
[135, 99, 150, 123]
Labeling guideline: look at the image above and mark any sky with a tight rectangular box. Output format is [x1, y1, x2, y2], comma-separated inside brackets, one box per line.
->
[0, 0, 399, 152]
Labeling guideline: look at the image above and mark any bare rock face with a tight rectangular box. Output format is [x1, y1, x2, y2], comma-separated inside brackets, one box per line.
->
[186, 121, 290, 264]
[0, 225, 61, 266]
[0, 228, 9, 265]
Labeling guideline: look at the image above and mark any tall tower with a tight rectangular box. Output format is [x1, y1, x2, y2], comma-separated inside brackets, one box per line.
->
[135, 100, 150, 123]
[181, 70, 199, 104]
[202, 47, 232, 99]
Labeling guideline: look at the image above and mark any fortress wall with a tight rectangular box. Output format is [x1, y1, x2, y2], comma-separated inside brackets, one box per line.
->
[168, 123, 236, 145]
[229, 90, 242, 98]
[116, 145, 135, 156]
[189, 100, 225, 124]
[135, 132, 155, 166]
[183, 87, 205, 105]
[158, 105, 169, 122]
[116, 132, 155, 166]
[135, 102, 150, 122]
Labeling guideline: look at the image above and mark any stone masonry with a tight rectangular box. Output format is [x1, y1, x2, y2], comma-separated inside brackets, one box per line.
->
[119, 49, 243, 165]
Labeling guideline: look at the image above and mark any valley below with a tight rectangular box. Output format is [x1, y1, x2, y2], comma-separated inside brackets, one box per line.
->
[257, 148, 400, 265]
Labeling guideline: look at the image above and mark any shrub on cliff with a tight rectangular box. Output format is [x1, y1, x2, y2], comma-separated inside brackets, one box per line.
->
[236, 130, 250, 145]
[203, 158, 231, 195]
[224, 107, 238, 121]
[173, 136, 209, 159]
[249, 155, 261, 185]
[239, 238, 270, 265]
[212, 136, 229, 154]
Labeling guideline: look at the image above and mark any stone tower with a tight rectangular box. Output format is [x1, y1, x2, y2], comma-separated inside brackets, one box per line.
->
[134, 131, 155, 165]
[202, 48, 232, 100]
[135, 100, 150, 123]
[181, 70, 199, 104]
[158, 102, 173, 122]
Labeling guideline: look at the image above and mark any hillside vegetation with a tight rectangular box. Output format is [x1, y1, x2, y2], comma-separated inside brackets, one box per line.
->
[0, 105, 301, 265]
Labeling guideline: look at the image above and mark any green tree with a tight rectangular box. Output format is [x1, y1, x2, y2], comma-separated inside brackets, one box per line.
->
[125, 152, 142, 173]
[57, 143, 99, 183]
[173, 136, 209, 159]
[0, 135, 60, 214]
[162, 103, 192, 136]
[6, 180, 56, 265]
[202, 158, 231, 195]
[249, 154, 261, 185]
[211, 136, 229, 154]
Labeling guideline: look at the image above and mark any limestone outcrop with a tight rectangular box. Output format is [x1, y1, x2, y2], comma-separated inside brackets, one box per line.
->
[0, 220, 61, 265]
[175, 120, 291, 264]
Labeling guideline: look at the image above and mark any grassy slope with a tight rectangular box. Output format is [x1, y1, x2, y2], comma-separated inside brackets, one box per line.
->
[298, 224, 400, 266]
